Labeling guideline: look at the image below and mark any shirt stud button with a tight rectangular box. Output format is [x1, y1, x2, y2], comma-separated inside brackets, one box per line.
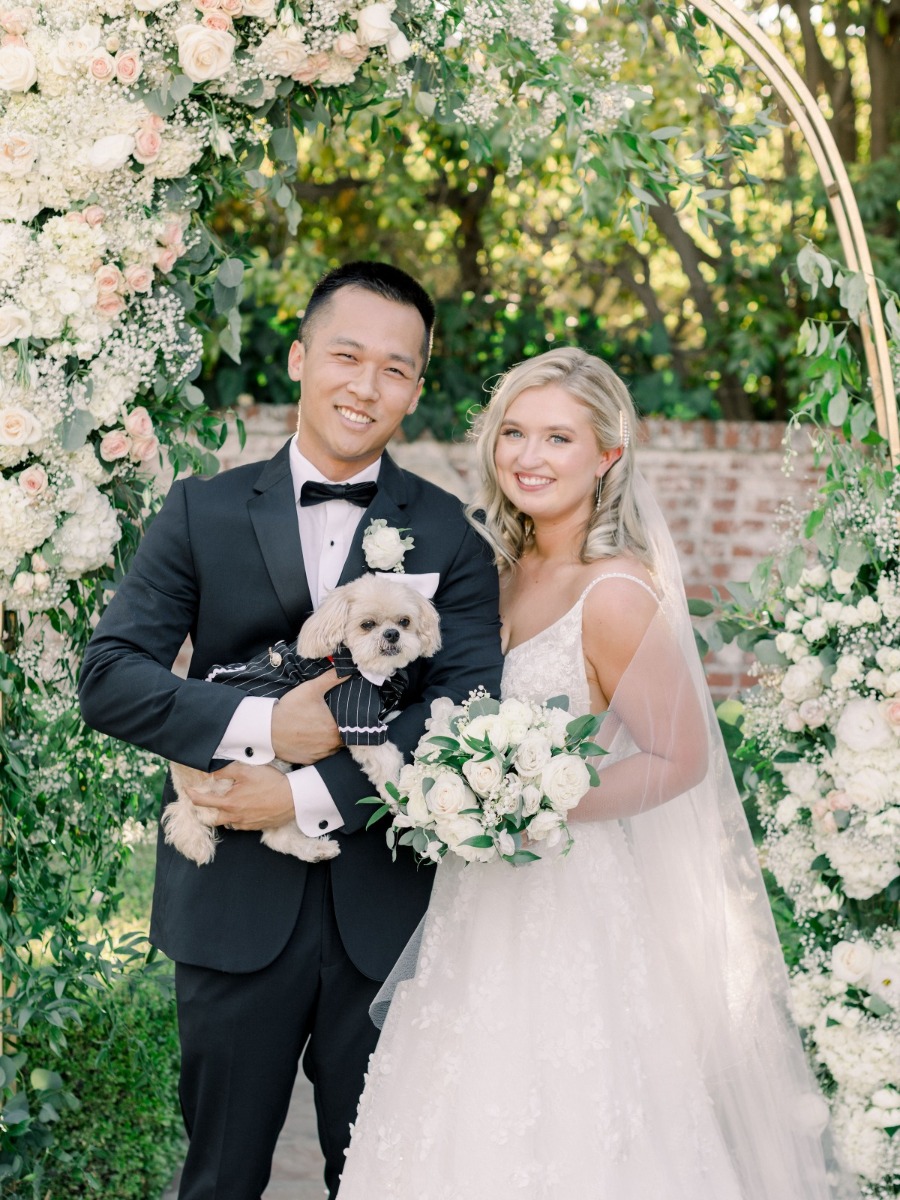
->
[245, 747, 254, 757]
[318, 820, 329, 830]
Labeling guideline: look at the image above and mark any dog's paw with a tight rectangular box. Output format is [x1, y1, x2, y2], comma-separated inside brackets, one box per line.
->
[162, 798, 220, 865]
[261, 824, 341, 862]
[350, 742, 404, 798]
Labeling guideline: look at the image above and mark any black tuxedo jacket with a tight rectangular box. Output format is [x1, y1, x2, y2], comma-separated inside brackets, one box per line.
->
[78, 443, 504, 980]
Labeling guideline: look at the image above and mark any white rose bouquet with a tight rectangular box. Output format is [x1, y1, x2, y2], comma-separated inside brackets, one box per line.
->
[362, 689, 603, 866]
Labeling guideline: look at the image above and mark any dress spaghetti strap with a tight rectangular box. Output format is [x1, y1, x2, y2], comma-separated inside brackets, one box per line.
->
[578, 571, 660, 605]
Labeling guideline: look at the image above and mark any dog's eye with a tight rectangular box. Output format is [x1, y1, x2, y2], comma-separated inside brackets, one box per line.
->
[360, 620, 376, 631]
[398, 617, 411, 628]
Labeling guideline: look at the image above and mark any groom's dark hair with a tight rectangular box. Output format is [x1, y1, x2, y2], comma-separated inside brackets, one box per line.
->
[300, 261, 435, 375]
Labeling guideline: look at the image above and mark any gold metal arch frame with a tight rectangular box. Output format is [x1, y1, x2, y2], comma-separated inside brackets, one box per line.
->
[687, 0, 900, 466]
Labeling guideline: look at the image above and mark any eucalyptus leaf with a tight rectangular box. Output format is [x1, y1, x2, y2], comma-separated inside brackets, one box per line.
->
[57, 408, 95, 452]
[217, 258, 245, 288]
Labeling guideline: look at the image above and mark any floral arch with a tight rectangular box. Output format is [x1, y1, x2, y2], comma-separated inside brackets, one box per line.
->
[0, 0, 898, 1191]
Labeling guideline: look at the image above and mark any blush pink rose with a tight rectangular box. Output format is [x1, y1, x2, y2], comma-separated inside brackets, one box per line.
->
[195, 0, 221, 10]
[115, 50, 141, 82]
[123, 405, 154, 437]
[95, 263, 123, 294]
[202, 11, 232, 29]
[292, 51, 329, 83]
[130, 433, 160, 462]
[883, 699, 900, 730]
[159, 219, 184, 246]
[89, 50, 116, 82]
[219, 0, 243, 15]
[31, 552, 49, 572]
[66, 210, 86, 224]
[96, 292, 126, 317]
[155, 246, 179, 273]
[83, 204, 105, 225]
[1, 32, 25, 45]
[133, 126, 162, 163]
[100, 430, 131, 461]
[124, 264, 153, 293]
[18, 463, 47, 496]
[333, 32, 367, 64]
[1, 9, 35, 35]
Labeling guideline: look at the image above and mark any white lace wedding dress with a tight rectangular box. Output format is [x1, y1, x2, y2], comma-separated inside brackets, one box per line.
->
[337, 574, 755, 1200]
[338, 546, 848, 1200]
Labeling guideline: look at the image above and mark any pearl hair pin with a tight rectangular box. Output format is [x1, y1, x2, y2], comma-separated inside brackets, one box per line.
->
[620, 410, 630, 449]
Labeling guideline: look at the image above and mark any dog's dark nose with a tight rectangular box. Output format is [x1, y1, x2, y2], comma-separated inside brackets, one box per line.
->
[382, 628, 400, 644]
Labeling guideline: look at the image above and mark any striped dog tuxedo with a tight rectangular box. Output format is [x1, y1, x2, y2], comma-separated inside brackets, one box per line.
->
[206, 641, 409, 747]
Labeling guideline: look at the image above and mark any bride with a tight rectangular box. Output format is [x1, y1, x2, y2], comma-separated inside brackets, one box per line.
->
[338, 347, 846, 1199]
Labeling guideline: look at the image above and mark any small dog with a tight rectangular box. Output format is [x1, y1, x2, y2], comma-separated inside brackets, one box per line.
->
[165, 574, 442, 866]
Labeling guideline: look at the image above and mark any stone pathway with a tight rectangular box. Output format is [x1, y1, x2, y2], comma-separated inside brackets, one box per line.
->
[161, 1070, 326, 1199]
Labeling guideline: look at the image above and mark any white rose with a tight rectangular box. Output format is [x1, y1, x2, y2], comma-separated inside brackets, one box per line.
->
[0, 404, 41, 446]
[175, 23, 236, 83]
[497, 830, 515, 857]
[404, 786, 430, 824]
[257, 30, 309, 76]
[0, 43, 36, 92]
[462, 755, 504, 799]
[0, 304, 31, 344]
[781, 762, 822, 801]
[386, 27, 412, 63]
[0, 130, 37, 177]
[424, 695, 458, 737]
[836, 604, 863, 628]
[464, 713, 509, 753]
[363, 522, 410, 570]
[820, 600, 843, 626]
[527, 809, 565, 846]
[800, 565, 828, 590]
[835, 698, 894, 754]
[871, 1088, 900, 1109]
[802, 617, 827, 643]
[868, 952, 900, 1008]
[832, 652, 864, 690]
[521, 783, 542, 817]
[434, 813, 495, 862]
[356, 3, 397, 46]
[845, 767, 891, 812]
[780, 656, 824, 704]
[544, 705, 573, 748]
[798, 697, 828, 728]
[775, 631, 797, 655]
[857, 596, 881, 624]
[830, 940, 875, 984]
[784, 609, 804, 632]
[241, 0, 276, 15]
[513, 732, 553, 777]
[540, 754, 591, 812]
[831, 566, 857, 595]
[87, 134, 135, 172]
[425, 771, 470, 817]
[497, 697, 534, 742]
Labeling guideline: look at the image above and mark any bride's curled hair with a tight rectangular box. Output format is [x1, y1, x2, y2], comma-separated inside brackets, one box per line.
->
[467, 347, 651, 569]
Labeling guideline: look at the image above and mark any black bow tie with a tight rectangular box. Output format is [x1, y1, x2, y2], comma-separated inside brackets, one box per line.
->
[300, 480, 378, 508]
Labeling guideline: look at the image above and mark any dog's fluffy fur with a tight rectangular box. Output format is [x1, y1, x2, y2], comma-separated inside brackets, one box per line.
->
[165, 575, 441, 866]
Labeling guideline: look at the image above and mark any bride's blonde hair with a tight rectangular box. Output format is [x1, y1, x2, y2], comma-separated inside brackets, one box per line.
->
[467, 347, 651, 570]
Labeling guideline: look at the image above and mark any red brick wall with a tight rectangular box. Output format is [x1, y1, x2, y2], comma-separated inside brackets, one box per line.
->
[216, 408, 821, 697]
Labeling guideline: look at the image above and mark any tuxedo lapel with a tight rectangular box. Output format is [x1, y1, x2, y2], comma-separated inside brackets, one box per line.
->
[337, 452, 409, 587]
[247, 440, 314, 629]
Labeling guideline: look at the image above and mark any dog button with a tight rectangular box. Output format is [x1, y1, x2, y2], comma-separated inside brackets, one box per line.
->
[245, 747, 254, 758]
[268, 647, 283, 667]
[318, 820, 329, 830]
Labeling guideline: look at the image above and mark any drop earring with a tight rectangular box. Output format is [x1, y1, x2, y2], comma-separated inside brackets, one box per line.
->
[594, 475, 603, 509]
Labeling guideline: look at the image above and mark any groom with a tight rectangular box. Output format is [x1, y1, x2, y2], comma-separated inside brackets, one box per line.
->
[78, 262, 504, 1199]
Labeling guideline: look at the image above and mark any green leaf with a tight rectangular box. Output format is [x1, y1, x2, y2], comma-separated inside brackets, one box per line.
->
[365, 803, 391, 830]
[269, 126, 297, 167]
[217, 258, 245, 289]
[649, 125, 682, 140]
[839, 271, 867, 321]
[460, 835, 493, 849]
[753, 639, 786, 666]
[804, 508, 825, 539]
[687, 597, 714, 617]
[810, 854, 831, 872]
[57, 407, 96, 452]
[545, 695, 570, 710]
[30, 1068, 63, 1092]
[466, 697, 500, 719]
[504, 850, 541, 865]
[827, 388, 849, 427]
[866, 994, 893, 1018]
[169, 73, 193, 103]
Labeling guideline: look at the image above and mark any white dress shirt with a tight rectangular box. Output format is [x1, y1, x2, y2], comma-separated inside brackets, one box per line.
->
[214, 440, 382, 835]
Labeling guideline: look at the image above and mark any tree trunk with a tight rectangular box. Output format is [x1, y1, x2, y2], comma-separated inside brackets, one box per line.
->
[866, 1, 900, 161]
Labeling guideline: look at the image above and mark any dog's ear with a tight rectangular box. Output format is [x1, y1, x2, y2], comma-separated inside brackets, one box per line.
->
[298, 587, 352, 658]
[413, 593, 442, 659]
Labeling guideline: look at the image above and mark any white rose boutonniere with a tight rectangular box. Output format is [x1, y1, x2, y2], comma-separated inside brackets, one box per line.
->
[362, 518, 413, 572]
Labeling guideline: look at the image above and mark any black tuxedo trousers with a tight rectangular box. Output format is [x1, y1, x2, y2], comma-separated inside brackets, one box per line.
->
[79, 443, 504, 1197]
